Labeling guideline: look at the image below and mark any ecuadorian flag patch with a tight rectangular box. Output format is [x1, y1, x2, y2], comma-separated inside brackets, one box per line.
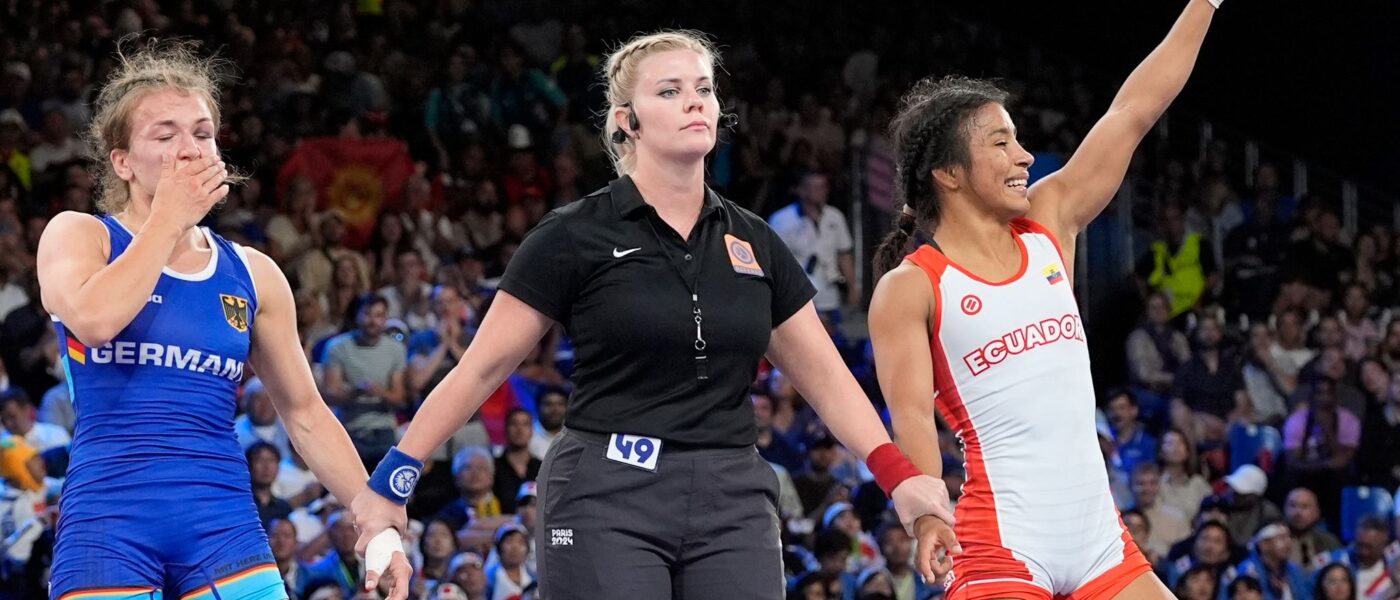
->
[1043, 264, 1064, 285]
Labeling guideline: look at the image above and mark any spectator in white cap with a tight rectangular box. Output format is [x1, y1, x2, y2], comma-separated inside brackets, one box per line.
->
[1217, 464, 1282, 544]
[448, 551, 487, 599]
[1221, 522, 1310, 600]
[485, 522, 533, 600]
[2, 62, 30, 83]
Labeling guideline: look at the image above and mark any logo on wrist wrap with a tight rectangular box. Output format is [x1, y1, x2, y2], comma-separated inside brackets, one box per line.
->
[390, 465, 420, 498]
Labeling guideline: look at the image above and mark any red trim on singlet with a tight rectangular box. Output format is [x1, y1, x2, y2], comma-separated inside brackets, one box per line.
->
[919, 231, 1030, 287]
[903, 247, 1035, 589]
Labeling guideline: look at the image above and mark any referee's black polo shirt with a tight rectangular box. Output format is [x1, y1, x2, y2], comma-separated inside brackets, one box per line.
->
[498, 175, 816, 447]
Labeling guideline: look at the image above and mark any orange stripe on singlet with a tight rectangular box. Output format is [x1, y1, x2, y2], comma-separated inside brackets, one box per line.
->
[179, 563, 280, 600]
[58, 587, 159, 600]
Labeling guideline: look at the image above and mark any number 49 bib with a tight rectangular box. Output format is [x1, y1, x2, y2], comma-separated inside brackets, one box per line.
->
[606, 433, 662, 471]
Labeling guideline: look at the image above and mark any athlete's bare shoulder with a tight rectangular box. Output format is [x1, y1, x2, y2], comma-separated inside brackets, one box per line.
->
[39, 211, 109, 255]
[872, 261, 937, 327]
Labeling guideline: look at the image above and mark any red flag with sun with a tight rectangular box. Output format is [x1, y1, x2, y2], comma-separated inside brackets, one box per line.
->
[276, 137, 414, 248]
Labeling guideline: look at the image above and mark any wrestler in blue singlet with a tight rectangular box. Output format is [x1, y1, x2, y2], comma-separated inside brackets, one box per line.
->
[48, 214, 286, 600]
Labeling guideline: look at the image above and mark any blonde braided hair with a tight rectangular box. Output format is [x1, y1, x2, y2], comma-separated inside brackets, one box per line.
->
[600, 30, 721, 176]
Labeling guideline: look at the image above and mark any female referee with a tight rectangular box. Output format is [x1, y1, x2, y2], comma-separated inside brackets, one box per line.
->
[353, 30, 955, 600]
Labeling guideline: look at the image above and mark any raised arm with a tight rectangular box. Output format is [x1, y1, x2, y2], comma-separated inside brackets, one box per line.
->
[1029, 0, 1219, 240]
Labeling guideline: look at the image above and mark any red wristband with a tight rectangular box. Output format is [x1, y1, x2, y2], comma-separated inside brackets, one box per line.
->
[867, 443, 922, 496]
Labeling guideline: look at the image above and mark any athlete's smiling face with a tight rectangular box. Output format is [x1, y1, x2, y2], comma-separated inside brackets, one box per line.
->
[953, 103, 1035, 219]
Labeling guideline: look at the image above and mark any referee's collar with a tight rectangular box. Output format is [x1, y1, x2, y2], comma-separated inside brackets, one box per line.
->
[609, 175, 724, 221]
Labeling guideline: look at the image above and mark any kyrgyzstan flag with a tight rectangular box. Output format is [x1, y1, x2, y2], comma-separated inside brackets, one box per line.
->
[276, 137, 414, 248]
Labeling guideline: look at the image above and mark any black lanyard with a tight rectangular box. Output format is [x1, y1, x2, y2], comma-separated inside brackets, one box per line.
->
[644, 212, 710, 381]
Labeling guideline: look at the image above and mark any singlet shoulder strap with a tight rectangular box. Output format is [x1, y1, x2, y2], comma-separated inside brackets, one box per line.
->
[95, 214, 134, 265]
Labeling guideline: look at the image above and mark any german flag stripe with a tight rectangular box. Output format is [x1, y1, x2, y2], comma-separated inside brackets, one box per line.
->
[66, 336, 86, 364]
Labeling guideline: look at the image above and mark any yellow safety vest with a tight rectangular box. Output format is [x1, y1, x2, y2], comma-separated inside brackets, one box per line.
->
[1148, 232, 1205, 317]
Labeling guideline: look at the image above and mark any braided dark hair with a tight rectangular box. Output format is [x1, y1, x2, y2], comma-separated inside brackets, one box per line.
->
[874, 76, 1010, 277]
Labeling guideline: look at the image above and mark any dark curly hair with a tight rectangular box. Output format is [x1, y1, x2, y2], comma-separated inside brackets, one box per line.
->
[873, 76, 1009, 277]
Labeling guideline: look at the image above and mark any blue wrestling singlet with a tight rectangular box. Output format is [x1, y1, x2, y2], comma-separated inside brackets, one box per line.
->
[49, 215, 286, 600]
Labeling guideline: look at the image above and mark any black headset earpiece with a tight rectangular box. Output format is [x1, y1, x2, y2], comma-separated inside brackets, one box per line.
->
[611, 103, 640, 145]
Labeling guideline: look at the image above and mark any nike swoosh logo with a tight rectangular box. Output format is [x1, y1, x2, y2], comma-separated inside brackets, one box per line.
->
[613, 247, 641, 258]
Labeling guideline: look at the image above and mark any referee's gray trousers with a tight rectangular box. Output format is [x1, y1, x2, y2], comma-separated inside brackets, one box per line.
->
[535, 428, 785, 599]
